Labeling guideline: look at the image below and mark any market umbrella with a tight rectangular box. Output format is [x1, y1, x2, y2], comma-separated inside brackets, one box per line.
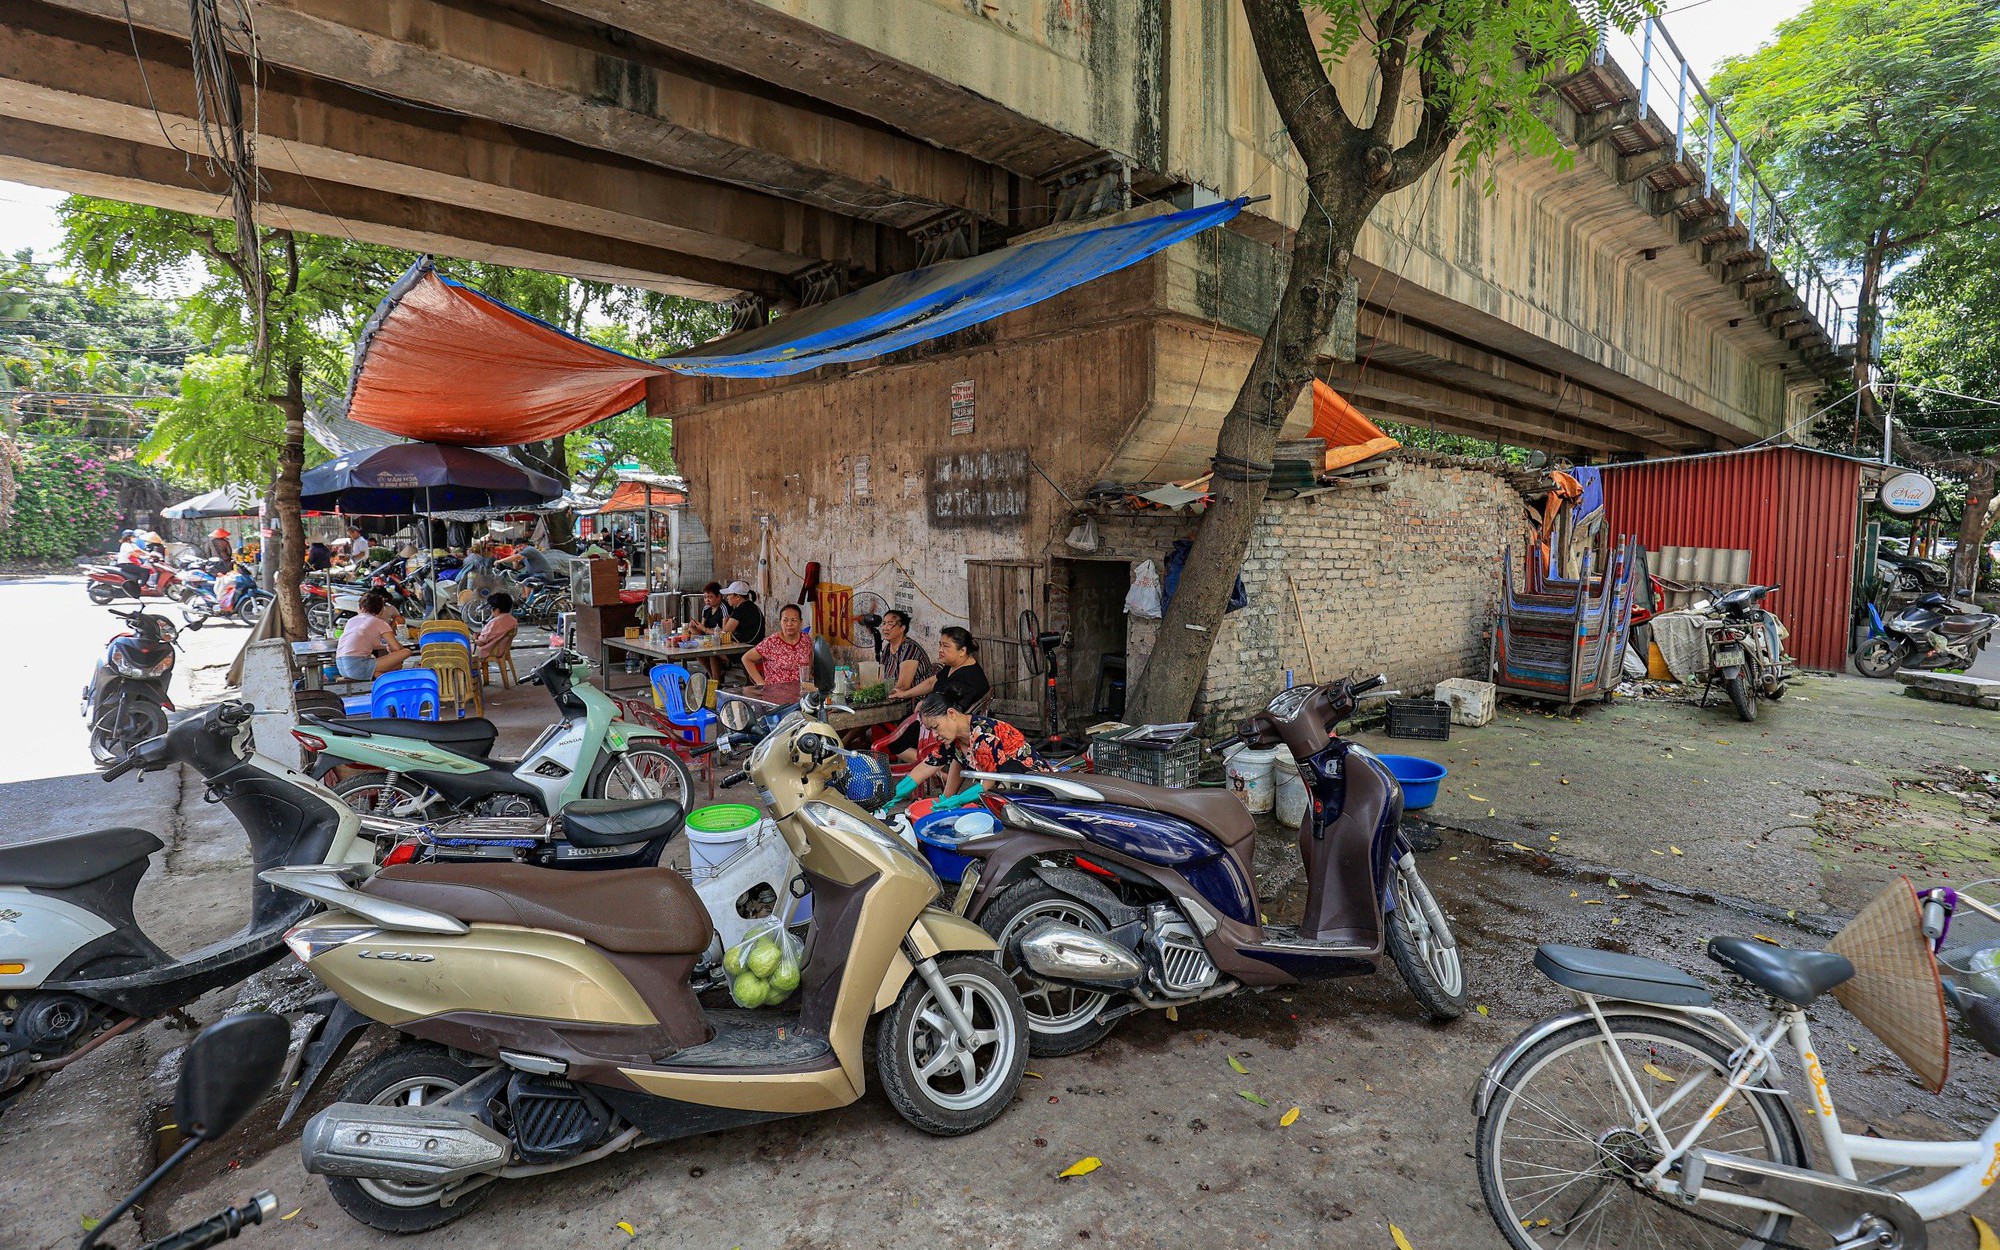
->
[160, 484, 263, 519]
[299, 443, 563, 514]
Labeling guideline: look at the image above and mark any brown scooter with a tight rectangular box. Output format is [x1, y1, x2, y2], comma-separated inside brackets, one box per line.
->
[266, 669, 1032, 1233]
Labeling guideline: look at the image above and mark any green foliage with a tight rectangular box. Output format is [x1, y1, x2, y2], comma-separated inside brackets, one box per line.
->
[0, 436, 123, 562]
[1380, 419, 1534, 463]
[1882, 224, 2000, 458]
[1304, 0, 1652, 191]
[1712, 0, 2000, 274]
[138, 354, 328, 488]
[0, 250, 196, 438]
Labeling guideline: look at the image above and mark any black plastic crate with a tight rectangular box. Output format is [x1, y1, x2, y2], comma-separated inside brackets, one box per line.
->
[1385, 698, 1451, 741]
[1089, 725, 1203, 788]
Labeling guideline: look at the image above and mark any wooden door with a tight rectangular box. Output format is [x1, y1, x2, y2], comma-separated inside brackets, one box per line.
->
[965, 559, 1044, 722]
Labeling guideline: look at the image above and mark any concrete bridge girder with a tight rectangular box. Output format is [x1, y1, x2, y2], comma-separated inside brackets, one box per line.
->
[0, 5, 903, 291]
[0, 116, 756, 297]
[41, 0, 1027, 231]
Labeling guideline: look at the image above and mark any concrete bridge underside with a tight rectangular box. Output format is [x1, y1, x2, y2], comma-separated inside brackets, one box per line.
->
[0, 0, 1842, 469]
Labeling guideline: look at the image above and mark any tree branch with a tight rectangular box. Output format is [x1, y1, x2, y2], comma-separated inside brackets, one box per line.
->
[1242, 0, 1359, 167]
[1368, 4, 1415, 141]
[1883, 203, 2000, 252]
[1385, 22, 1462, 191]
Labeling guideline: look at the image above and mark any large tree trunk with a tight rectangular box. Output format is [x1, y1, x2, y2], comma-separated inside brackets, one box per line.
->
[271, 363, 309, 641]
[1953, 464, 1998, 594]
[1124, 0, 1456, 723]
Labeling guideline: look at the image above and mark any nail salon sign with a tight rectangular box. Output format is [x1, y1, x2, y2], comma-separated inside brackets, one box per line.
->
[1879, 471, 1936, 515]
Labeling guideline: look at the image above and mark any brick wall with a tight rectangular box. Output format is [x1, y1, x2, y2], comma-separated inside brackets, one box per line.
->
[1075, 454, 1525, 730]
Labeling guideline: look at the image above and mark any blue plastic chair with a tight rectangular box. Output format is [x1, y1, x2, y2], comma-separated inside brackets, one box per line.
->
[418, 619, 475, 651]
[369, 669, 441, 721]
[648, 663, 718, 745]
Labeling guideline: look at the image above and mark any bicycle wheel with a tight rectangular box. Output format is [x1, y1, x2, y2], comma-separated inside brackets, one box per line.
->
[1476, 1016, 1803, 1250]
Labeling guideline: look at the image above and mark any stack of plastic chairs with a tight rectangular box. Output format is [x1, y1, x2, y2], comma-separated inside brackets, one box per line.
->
[420, 642, 482, 718]
[1493, 534, 1638, 708]
[648, 663, 718, 745]
[369, 669, 442, 721]
[417, 619, 475, 652]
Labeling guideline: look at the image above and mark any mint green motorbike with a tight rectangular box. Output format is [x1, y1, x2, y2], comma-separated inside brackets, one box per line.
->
[296, 650, 692, 819]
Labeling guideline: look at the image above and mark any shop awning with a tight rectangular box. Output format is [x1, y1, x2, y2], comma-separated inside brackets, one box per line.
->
[598, 479, 687, 513]
[344, 198, 1247, 446]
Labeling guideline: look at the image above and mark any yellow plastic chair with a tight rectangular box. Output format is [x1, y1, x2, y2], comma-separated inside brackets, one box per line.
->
[418, 619, 475, 650]
[480, 627, 518, 689]
[420, 642, 482, 718]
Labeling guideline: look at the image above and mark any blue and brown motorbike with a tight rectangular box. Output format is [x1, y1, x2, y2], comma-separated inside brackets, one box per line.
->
[945, 674, 1467, 1054]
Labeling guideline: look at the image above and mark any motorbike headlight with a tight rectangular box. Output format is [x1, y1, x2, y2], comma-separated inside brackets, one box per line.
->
[802, 800, 938, 887]
[110, 650, 173, 679]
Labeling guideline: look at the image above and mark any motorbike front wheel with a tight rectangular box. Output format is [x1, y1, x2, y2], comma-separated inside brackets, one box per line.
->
[1384, 855, 1468, 1021]
[589, 745, 693, 806]
[1854, 637, 1901, 678]
[876, 955, 1028, 1136]
[183, 595, 214, 625]
[91, 699, 166, 766]
[1722, 670, 1756, 721]
[322, 1045, 494, 1233]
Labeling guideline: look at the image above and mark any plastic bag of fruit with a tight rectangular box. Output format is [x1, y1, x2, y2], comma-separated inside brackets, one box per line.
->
[722, 915, 804, 1008]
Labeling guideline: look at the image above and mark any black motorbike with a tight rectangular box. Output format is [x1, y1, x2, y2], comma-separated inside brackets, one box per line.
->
[82, 606, 190, 766]
[1856, 591, 1999, 677]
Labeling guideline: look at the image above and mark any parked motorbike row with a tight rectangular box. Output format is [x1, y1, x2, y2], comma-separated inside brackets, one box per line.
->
[11, 633, 1472, 1236]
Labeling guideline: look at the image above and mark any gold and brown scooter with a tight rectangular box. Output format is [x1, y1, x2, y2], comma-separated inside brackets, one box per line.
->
[265, 665, 1031, 1233]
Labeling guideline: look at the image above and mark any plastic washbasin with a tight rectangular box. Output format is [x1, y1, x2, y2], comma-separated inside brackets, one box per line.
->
[1377, 754, 1447, 810]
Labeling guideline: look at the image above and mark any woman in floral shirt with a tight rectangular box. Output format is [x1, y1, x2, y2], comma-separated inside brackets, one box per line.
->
[743, 603, 813, 686]
[904, 692, 1052, 797]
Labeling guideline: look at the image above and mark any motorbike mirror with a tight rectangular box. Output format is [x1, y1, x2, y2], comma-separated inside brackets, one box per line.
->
[810, 635, 836, 695]
[718, 696, 755, 734]
[175, 1012, 289, 1142]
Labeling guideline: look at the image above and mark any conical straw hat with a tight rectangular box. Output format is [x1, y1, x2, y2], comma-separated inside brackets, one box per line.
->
[1828, 877, 1949, 1094]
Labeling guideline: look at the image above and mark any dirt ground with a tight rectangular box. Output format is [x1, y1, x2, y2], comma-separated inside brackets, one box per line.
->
[4, 668, 1999, 1250]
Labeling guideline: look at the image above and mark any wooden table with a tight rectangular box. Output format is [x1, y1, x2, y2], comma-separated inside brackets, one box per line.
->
[602, 634, 753, 690]
[733, 681, 910, 733]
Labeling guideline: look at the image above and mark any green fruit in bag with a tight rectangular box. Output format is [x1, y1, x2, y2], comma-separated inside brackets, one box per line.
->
[747, 938, 782, 979]
[731, 972, 769, 1008]
[764, 984, 791, 1007]
[771, 957, 801, 993]
[722, 943, 747, 976]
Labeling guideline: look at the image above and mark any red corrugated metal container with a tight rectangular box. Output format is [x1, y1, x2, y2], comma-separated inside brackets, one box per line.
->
[1599, 447, 1863, 671]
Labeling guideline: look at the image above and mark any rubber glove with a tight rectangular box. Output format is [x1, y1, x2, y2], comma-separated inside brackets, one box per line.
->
[935, 783, 985, 811]
[889, 775, 918, 806]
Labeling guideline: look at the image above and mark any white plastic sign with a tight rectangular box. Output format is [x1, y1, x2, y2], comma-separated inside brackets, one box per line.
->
[1879, 471, 1936, 515]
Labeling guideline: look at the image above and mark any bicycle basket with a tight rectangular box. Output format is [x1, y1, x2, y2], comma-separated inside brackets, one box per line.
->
[1827, 876, 1950, 1093]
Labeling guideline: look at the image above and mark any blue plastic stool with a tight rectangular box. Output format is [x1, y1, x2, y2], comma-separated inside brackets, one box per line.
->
[648, 663, 718, 745]
[369, 669, 441, 721]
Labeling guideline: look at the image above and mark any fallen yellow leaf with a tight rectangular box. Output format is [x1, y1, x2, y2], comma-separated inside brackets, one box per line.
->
[1609, 917, 1623, 926]
[1280, 1106, 1301, 1127]
[1227, 1055, 1249, 1075]
[1391, 1225, 1416, 1250]
[1649, 849, 1666, 856]
[1488, 808, 1497, 817]
[1475, 1004, 1490, 1016]
[1754, 933, 1779, 945]
[615, 1221, 638, 1237]
[1670, 846, 1684, 856]
[1058, 1157, 1102, 1179]
[1166, 1005, 1178, 1021]
[1583, 899, 1605, 905]
[1971, 1214, 2000, 1250]
[1569, 890, 1579, 898]
[280, 1209, 302, 1221]
[1025, 1071, 1042, 1079]
[1468, 793, 1488, 801]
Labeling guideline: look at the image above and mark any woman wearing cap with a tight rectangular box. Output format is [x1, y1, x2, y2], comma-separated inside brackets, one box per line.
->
[717, 580, 764, 647]
[208, 528, 234, 563]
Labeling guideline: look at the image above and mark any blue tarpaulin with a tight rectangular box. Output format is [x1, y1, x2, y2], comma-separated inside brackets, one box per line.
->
[664, 198, 1248, 377]
[343, 199, 1247, 444]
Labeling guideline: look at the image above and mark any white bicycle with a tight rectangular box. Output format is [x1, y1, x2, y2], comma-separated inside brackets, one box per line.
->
[1475, 883, 2000, 1250]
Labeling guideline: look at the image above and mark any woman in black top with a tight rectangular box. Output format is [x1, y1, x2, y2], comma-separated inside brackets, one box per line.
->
[885, 626, 988, 760]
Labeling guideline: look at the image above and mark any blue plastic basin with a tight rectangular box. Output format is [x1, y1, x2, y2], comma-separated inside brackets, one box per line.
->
[1377, 754, 1448, 810]
[911, 808, 993, 883]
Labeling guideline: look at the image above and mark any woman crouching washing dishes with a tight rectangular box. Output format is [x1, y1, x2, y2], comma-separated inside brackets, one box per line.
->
[889, 692, 1052, 806]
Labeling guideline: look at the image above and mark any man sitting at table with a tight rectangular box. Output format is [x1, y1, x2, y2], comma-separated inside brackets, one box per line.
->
[673, 582, 726, 642]
[719, 581, 764, 647]
[742, 603, 811, 685]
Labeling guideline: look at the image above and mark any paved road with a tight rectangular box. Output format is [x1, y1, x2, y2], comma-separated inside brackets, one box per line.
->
[0, 574, 241, 787]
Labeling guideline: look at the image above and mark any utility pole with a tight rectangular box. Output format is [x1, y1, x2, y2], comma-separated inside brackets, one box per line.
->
[1881, 382, 1895, 466]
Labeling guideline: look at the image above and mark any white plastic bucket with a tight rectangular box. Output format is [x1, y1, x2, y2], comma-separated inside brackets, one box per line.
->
[1275, 763, 1308, 826]
[684, 803, 761, 878]
[1224, 744, 1280, 814]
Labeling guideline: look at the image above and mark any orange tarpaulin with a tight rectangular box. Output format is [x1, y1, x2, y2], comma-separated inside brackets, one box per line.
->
[597, 480, 686, 514]
[348, 262, 666, 445]
[1310, 380, 1399, 471]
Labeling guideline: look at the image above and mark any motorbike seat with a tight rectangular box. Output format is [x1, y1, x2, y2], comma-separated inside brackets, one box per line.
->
[1534, 943, 1713, 1007]
[311, 715, 499, 759]
[560, 798, 687, 848]
[364, 862, 712, 955]
[0, 826, 162, 888]
[1707, 937, 1853, 1007]
[1082, 774, 1256, 848]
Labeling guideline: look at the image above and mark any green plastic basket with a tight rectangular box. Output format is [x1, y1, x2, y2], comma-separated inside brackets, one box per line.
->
[685, 803, 761, 835]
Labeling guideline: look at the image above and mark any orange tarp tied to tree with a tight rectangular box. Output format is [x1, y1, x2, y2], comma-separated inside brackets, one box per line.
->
[1310, 380, 1399, 471]
[597, 480, 686, 513]
[347, 261, 667, 446]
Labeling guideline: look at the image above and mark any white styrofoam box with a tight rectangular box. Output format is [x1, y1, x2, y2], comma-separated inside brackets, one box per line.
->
[1433, 677, 1496, 727]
